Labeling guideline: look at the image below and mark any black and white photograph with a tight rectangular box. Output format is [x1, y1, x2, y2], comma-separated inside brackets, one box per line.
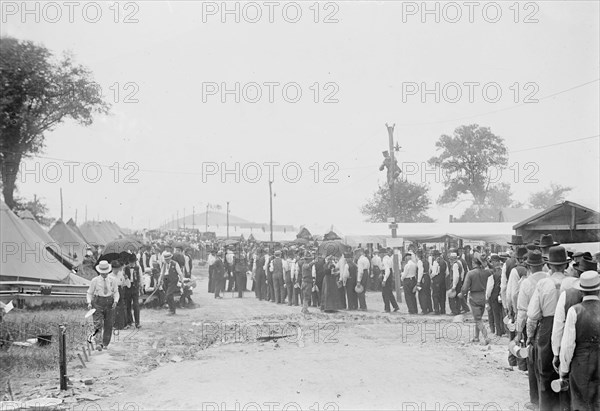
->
[1, 1, 599, 410]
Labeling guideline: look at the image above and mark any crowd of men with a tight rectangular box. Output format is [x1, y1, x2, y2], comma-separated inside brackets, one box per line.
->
[86, 232, 599, 410]
[86, 243, 196, 351]
[205, 235, 599, 410]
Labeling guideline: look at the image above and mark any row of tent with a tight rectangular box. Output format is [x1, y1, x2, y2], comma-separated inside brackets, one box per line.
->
[0, 200, 125, 283]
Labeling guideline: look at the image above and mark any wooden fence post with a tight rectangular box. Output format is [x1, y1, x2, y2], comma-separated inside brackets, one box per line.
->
[59, 324, 67, 390]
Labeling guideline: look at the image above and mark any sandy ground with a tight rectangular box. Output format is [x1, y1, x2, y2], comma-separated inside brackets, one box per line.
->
[12, 265, 532, 410]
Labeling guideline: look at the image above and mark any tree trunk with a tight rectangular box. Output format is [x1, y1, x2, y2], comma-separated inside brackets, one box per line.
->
[0, 150, 22, 209]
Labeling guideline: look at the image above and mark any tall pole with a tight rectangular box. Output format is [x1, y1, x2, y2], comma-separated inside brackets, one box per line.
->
[60, 188, 64, 221]
[226, 202, 230, 239]
[75, 209, 78, 224]
[183, 208, 186, 229]
[177, 211, 179, 229]
[192, 206, 195, 227]
[205, 204, 209, 233]
[386, 123, 397, 238]
[269, 180, 273, 243]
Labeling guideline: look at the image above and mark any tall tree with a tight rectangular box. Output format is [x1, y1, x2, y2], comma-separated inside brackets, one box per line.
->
[13, 194, 55, 226]
[361, 180, 434, 223]
[0, 37, 110, 209]
[429, 124, 509, 206]
[529, 183, 573, 209]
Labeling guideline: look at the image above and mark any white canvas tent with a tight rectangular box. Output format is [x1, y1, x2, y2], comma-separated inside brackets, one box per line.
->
[1, 201, 72, 283]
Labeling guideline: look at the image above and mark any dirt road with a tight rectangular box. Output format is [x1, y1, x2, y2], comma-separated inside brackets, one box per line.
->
[19, 266, 532, 410]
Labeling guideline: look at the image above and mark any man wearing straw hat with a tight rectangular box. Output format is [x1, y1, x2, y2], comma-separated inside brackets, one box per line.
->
[559, 270, 600, 411]
[527, 246, 571, 410]
[86, 260, 119, 351]
[516, 250, 548, 407]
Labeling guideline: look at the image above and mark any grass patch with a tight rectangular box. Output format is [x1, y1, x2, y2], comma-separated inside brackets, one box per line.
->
[0, 308, 93, 395]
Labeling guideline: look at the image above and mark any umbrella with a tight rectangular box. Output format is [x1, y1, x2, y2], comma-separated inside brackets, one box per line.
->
[318, 240, 348, 257]
[97, 251, 131, 264]
[223, 239, 240, 246]
[104, 239, 141, 255]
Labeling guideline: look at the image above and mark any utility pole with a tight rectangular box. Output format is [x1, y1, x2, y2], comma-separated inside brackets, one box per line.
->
[192, 206, 195, 227]
[386, 123, 398, 239]
[205, 204, 209, 233]
[269, 180, 273, 243]
[183, 208, 186, 229]
[75, 209, 78, 224]
[60, 188, 64, 221]
[226, 202, 230, 239]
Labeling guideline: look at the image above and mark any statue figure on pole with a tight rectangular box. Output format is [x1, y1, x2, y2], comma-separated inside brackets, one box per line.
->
[379, 150, 401, 187]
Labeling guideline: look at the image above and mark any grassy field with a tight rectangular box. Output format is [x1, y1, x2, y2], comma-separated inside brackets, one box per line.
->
[0, 306, 92, 395]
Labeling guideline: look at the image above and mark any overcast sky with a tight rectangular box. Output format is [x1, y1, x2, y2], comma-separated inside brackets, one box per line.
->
[3, 1, 599, 230]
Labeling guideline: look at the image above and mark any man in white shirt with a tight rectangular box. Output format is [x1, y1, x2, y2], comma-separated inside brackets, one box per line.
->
[558, 270, 600, 411]
[86, 260, 119, 351]
[401, 252, 418, 314]
[381, 248, 399, 313]
[207, 250, 216, 293]
[356, 249, 370, 310]
[371, 250, 383, 292]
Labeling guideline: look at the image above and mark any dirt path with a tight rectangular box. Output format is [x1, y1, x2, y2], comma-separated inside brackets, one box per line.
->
[11, 266, 531, 410]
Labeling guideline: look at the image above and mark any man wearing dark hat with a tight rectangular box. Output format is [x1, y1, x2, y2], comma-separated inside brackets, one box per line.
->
[270, 250, 285, 304]
[207, 250, 216, 293]
[234, 248, 249, 298]
[502, 235, 524, 315]
[382, 248, 400, 313]
[559, 270, 600, 411]
[356, 248, 369, 310]
[459, 255, 491, 344]
[401, 252, 418, 314]
[213, 250, 226, 299]
[370, 249, 383, 292]
[300, 252, 316, 314]
[430, 250, 447, 315]
[446, 252, 462, 316]
[457, 248, 470, 314]
[86, 260, 119, 351]
[123, 253, 142, 328]
[253, 248, 268, 301]
[416, 250, 433, 314]
[345, 252, 359, 310]
[158, 252, 184, 315]
[527, 246, 571, 410]
[538, 234, 560, 258]
[506, 246, 529, 322]
[516, 250, 548, 406]
[485, 254, 504, 336]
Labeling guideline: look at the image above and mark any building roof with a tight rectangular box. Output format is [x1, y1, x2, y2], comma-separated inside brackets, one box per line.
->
[513, 201, 600, 243]
[498, 208, 539, 223]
